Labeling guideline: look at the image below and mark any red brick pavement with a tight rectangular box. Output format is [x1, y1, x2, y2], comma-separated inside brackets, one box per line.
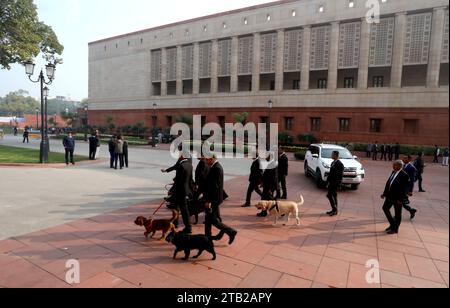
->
[0, 160, 448, 288]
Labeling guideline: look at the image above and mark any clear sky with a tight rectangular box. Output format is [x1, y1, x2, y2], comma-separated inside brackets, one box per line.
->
[0, 0, 271, 100]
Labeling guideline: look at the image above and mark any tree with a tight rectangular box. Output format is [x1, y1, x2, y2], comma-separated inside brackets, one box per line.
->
[234, 112, 249, 125]
[106, 116, 115, 133]
[61, 112, 78, 127]
[0, 0, 64, 69]
[175, 114, 193, 126]
[0, 90, 39, 116]
[133, 121, 146, 138]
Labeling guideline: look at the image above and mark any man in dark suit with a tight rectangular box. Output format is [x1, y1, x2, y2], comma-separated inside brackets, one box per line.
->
[195, 156, 210, 200]
[242, 155, 263, 207]
[257, 155, 279, 217]
[326, 151, 345, 216]
[204, 156, 237, 244]
[394, 143, 401, 160]
[372, 142, 379, 161]
[380, 144, 387, 161]
[386, 144, 392, 161]
[276, 150, 289, 200]
[414, 152, 426, 193]
[88, 132, 99, 160]
[108, 136, 116, 168]
[172, 155, 194, 234]
[381, 160, 410, 234]
[402, 155, 418, 220]
[63, 132, 76, 166]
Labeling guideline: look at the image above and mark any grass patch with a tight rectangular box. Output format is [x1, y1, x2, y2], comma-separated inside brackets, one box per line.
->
[0, 145, 88, 164]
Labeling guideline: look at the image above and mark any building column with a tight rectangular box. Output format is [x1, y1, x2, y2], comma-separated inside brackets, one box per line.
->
[176, 45, 183, 95]
[328, 21, 340, 90]
[161, 48, 167, 96]
[230, 36, 239, 93]
[358, 18, 371, 89]
[252, 33, 261, 93]
[211, 39, 219, 94]
[275, 29, 285, 92]
[193, 43, 200, 94]
[427, 7, 447, 88]
[301, 26, 311, 91]
[391, 12, 407, 88]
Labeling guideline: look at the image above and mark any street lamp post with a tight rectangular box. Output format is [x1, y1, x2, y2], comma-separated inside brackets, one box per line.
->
[84, 107, 89, 141]
[43, 87, 49, 154]
[23, 60, 56, 163]
[35, 108, 39, 129]
[152, 103, 158, 148]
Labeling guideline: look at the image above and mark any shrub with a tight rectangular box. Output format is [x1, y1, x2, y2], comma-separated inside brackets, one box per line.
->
[279, 132, 294, 145]
[297, 133, 318, 145]
[294, 151, 306, 161]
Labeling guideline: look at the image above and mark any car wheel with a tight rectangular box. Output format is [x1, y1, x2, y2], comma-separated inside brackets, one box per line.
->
[316, 170, 326, 189]
[351, 184, 360, 191]
[304, 163, 310, 177]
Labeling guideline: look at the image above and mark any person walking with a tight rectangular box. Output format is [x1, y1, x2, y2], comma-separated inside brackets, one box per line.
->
[22, 127, 29, 143]
[372, 142, 379, 161]
[381, 160, 410, 235]
[386, 144, 392, 161]
[195, 155, 210, 200]
[380, 144, 387, 161]
[433, 145, 441, 164]
[276, 149, 289, 200]
[257, 155, 279, 217]
[402, 155, 418, 220]
[88, 132, 100, 160]
[326, 151, 345, 217]
[13, 126, 18, 136]
[114, 135, 124, 170]
[204, 156, 238, 245]
[173, 154, 194, 234]
[366, 143, 372, 158]
[108, 135, 116, 169]
[414, 152, 426, 192]
[242, 155, 263, 207]
[63, 132, 76, 166]
[394, 143, 401, 160]
[123, 138, 129, 168]
[442, 147, 449, 166]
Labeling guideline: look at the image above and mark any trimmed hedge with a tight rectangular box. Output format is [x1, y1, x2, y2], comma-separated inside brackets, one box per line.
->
[294, 151, 307, 161]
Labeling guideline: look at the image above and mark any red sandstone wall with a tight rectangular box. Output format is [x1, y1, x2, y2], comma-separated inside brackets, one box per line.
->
[87, 107, 449, 146]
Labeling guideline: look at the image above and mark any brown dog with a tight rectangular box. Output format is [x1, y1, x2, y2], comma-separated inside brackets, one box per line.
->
[134, 209, 178, 240]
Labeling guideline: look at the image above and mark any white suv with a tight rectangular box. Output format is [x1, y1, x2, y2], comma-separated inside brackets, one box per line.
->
[304, 144, 365, 190]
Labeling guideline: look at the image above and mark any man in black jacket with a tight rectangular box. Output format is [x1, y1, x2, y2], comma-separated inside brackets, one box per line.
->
[195, 156, 210, 200]
[63, 132, 76, 166]
[276, 150, 289, 200]
[88, 132, 99, 160]
[326, 151, 344, 216]
[381, 160, 410, 234]
[257, 155, 279, 217]
[242, 155, 263, 207]
[108, 136, 116, 168]
[204, 156, 237, 245]
[172, 155, 194, 234]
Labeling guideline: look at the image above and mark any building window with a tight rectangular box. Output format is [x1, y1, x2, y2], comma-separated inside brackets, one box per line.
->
[373, 76, 384, 87]
[185, 29, 190, 36]
[293, 80, 300, 90]
[141, 38, 144, 44]
[284, 117, 294, 131]
[344, 77, 355, 88]
[203, 26, 207, 32]
[404, 119, 419, 134]
[166, 116, 173, 127]
[270, 81, 275, 91]
[128, 41, 130, 46]
[218, 116, 226, 128]
[370, 119, 382, 133]
[169, 33, 173, 38]
[339, 118, 351, 132]
[318, 79, 327, 89]
[223, 22, 227, 29]
[311, 118, 322, 132]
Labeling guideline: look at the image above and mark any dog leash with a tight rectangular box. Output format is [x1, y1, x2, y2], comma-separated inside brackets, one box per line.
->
[151, 199, 167, 218]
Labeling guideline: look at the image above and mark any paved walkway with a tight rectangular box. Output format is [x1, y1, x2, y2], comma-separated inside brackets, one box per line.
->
[0, 156, 448, 288]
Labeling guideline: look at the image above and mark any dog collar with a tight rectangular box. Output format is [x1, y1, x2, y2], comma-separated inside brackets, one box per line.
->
[269, 202, 279, 213]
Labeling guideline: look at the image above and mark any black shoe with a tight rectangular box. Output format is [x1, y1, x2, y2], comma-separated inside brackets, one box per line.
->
[326, 211, 333, 215]
[257, 211, 268, 217]
[410, 209, 417, 220]
[212, 231, 225, 241]
[241, 203, 251, 208]
[328, 211, 338, 217]
[385, 227, 394, 232]
[228, 231, 237, 245]
[419, 190, 426, 193]
[386, 229, 398, 235]
[181, 229, 192, 235]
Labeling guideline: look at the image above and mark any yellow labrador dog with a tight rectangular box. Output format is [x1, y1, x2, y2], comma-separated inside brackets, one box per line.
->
[256, 196, 304, 226]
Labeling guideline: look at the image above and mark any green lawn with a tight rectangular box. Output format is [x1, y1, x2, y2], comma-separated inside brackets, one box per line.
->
[0, 145, 88, 164]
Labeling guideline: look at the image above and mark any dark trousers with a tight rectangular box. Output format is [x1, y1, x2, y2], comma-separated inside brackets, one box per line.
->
[89, 146, 97, 160]
[114, 154, 124, 169]
[245, 181, 262, 205]
[124, 152, 128, 167]
[433, 155, 439, 163]
[205, 204, 235, 239]
[417, 173, 424, 191]
[383, 198, 403, 231]
[372, 152, 378, 161]
[65, 149, 74, 164]
[403, 197, 415, 213]
[23, 136, 29, 143]
[276, 175, 287, 199]
[177, 197, 191, 232]
[366, 151, 371, 158]
[109, 151, 115, 168]
[388, 152, 393, 161]
[380, 152, 387, 161]
[327, 185, 338, 212]
[262, 188, 275, 201]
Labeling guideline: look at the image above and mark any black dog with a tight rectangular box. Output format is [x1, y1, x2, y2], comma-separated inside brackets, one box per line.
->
[165, 231, 216, 261]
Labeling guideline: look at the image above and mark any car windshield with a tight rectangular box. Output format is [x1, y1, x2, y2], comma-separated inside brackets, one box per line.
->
[321, 149, 354, 159]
